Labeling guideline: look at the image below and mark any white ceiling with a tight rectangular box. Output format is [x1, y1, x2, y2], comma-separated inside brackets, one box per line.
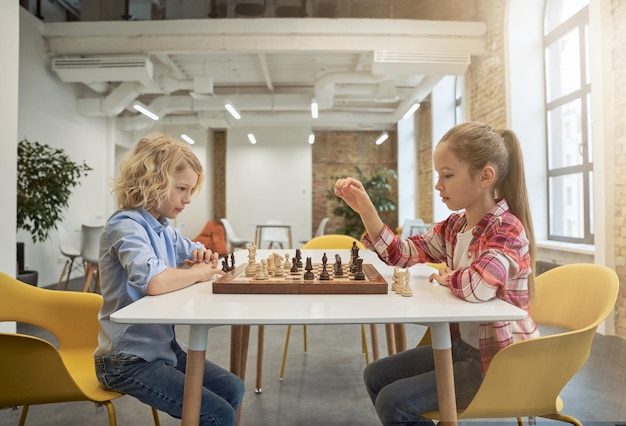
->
[42, 16, 486, 132]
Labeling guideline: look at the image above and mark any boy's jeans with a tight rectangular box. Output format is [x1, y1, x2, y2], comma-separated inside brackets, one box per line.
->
[95, 341, 245, 426]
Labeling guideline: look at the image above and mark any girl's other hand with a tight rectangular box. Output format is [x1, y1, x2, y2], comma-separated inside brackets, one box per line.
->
[428, 266, 453, 286]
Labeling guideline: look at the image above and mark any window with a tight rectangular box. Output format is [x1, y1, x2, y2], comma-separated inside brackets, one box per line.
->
[543, 0, 593, 243]
[454, 76, 464, 124]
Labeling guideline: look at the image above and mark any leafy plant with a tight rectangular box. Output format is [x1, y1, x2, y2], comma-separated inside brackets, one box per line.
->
[326, 166, 397, 239]
[17, 139, 92, 243]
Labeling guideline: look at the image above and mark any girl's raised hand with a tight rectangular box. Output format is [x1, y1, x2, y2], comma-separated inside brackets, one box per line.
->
[334, 177, 372, 213]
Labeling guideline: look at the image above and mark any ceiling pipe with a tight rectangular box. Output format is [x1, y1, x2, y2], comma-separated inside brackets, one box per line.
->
[314, 72, 391, 108]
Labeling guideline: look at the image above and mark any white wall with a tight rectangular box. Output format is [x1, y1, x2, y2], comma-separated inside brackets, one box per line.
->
[17, 11, 215, 285]
[431, 76, 458, 222]
[0, 0, 20, 333]
[18, 10, 110, 286]
[505, 0, 547, 240]
[226, 127, 312, 246]
[397, 115, 417, 224]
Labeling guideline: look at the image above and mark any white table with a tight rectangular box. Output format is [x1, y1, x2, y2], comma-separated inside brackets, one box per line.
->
[111, 249, 527, 426]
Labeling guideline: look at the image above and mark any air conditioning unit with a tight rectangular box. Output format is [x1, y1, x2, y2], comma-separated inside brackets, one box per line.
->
[372, 51, 470, 76]
[52, 56, 154, 85]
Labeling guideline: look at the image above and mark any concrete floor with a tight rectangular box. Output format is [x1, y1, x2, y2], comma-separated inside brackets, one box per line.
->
[1, 278, 625, 426]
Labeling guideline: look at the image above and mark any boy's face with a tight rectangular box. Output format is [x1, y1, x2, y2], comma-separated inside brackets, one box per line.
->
[149, 166, 198, 220]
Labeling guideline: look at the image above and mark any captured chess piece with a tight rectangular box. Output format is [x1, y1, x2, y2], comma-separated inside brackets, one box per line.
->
[400, 269, 413, 297]
[221, 258, 229, 273]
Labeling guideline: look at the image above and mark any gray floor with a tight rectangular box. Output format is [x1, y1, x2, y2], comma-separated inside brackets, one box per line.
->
[1, 279, 625, 426]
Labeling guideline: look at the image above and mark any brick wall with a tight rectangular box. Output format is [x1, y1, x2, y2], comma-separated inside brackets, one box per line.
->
[612, 0, 626, 338]
[311, 131, 398, 237]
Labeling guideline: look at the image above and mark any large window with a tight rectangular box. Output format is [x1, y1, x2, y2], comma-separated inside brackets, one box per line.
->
[543, 0, 593, 243]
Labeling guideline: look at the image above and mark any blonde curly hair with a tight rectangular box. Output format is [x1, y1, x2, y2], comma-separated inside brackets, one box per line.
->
[114, 134, 204, 211]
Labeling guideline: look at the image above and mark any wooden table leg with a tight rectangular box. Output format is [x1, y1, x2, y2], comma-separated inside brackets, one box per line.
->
[181, 325, 210, 426]
[384, 324, 396, 355]
[230, 326, 243, 376]
[369, 324, 379, 361]
[430, 323, 457, 426]
[256, 325, 264, 393]
[182, 349, 206, 426]
[393, 323, 407, 352]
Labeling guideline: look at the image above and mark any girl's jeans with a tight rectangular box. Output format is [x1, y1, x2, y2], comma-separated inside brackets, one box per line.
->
[95, 341, 245, 426]
[363, 338, 483, 426]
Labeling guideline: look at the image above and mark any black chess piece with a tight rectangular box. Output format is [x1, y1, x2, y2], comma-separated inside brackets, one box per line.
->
[354, 258, 365, 280]
[319, 254, 330, 280]
[221, 258, 229, 273]
[290, 257, 299, 274]
[334, 254, 343, 276]
[230, 253, 236, 271]
[303, 256, 315, 280]
[295, 248, 303, 269]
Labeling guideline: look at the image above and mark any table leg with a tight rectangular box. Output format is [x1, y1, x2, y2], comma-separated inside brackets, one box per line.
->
[254, 227, 262, 249]
[393, 323, 407, 352]
[369, 324, 379, 361]
[256, 325, 264, 393]
[384, 324, 396, 355]
[182, 324, 210, 426]
[430, 322, 457, 426]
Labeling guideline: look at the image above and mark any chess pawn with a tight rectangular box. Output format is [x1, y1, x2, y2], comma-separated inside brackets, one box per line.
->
[245, 258, 257, 277]
[267, 255, 275, 276]
[254, 262, 266, 280]
[283, 253, 292, 271]
[290, 257, 299, 274]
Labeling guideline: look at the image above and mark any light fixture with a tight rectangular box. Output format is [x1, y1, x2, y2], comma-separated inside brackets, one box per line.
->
[247, 133, 257, 144]
[132, 101, 159, 120]
[225, 102, 241, 120]
[375, 131, 389, 145]
[402, 103, 420, 120]
[311, 98, 318, 119]
[308, 133, 315, 144]
[181, 134, 195, 144]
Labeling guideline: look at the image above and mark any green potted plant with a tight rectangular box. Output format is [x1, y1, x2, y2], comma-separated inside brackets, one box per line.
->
[16, 138, 92, 285]
[326, 166, 397, 239]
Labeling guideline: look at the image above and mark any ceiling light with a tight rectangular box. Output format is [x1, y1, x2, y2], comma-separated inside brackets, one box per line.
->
[311, 99, 318, 119]
[248, 133, 257, 144]
[308, 133, 315, 144]
[402, 103, 420, 120]
[132, 102, 159, 120]
[375, 131, 389, 145]
[181, 134, 195, 144]
[225, 102, 241, 120]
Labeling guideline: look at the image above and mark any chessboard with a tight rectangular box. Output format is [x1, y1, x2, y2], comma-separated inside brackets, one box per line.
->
[212, 256, 389, 295]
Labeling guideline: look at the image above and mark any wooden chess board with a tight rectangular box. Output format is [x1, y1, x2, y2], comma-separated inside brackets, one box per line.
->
[212, 263, 389, 295]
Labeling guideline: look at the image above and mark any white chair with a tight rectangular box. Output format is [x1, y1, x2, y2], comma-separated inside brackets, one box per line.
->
[81, 224, 103, 293]
[219, 218, 250, 251]
[400, 218, 430, 239]
[261, 220, 291, 249]
[56, 225, 82, 290]
[300, 217, 329, 244]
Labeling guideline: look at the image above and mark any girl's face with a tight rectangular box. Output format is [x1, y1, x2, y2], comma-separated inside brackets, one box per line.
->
[149, 166, 198, 220]
[433, 142, 485, 212]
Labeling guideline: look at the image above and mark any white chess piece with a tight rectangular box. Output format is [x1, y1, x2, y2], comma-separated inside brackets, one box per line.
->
[401, 269, 413, 297]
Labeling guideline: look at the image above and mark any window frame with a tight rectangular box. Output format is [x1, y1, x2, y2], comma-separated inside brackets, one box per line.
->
[543, 3, 593, 244]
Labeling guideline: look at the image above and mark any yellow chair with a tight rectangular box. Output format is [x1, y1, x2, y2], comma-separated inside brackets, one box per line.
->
[0, 272, 160, 426]
[279, 235, 370, 380]
[423, 263, 619, 426]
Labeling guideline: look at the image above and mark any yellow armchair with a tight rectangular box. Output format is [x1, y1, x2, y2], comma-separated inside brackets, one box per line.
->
[0, 272, 160, 426]
[423, 263, 619, 426]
